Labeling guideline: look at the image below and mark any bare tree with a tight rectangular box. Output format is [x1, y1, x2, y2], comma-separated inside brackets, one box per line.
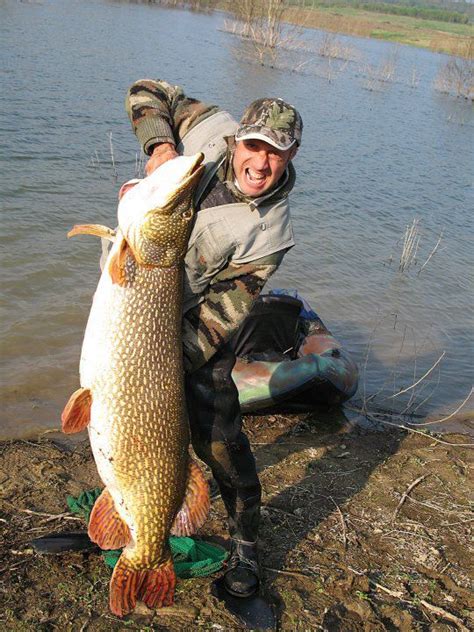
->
[434, 40, 474, 100]
[230, 0, 258, 38]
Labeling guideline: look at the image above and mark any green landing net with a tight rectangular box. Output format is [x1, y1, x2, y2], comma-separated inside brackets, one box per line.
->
[67, 488, 227, 578]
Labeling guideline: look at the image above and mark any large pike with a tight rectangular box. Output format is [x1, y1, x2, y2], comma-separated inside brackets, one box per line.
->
[61, 153, 209, 617]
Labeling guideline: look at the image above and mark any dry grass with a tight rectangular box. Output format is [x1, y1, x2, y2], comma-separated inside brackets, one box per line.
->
[281, 6, 473, 58]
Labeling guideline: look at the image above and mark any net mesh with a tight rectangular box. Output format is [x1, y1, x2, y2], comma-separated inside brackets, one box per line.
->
[67, 488, 227, 578]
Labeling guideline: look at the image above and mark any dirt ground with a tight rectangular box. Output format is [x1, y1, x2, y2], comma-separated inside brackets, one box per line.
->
[0, 410, 472, 631]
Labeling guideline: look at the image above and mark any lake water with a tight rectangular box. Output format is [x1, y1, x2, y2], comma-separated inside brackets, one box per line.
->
[1, 0, 473, 440]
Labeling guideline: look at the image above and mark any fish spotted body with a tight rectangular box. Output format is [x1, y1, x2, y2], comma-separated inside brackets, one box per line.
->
[62, 154, 209, 616]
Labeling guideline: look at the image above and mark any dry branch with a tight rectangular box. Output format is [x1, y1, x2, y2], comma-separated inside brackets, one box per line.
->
[406, 387, 474, 426]
[393, 474, 429, 522]
[14, 508, 82, 522]
[419, 599, 470, 632]
[330, 496, 347, 550]
[389, 352, 446, 399]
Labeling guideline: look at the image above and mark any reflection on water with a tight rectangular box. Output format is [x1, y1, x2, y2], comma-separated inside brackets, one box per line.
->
[0, 0, 473, 440]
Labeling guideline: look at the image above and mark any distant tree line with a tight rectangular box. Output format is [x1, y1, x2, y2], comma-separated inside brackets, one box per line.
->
[147, 0, 472, 24]
[358, 2, 469, 23]
[289, 0, 472, 23]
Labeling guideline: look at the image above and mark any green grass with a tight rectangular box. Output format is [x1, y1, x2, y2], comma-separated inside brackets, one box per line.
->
[315, 5, 474, 36]
[283, 3, 474, 56]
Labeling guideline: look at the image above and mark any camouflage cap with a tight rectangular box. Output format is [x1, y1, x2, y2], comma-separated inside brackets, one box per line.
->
[235, 98, 303, 151]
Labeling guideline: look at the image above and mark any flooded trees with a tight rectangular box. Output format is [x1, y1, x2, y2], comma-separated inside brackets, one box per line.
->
[434, 40, 474, 100]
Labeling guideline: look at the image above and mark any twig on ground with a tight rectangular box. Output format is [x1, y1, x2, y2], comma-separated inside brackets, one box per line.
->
[0, 559, 30, 575]
[79, 619, 91, 632]
[14, 508, 82, 522]
[373, 582, 405, 599]
[363, 413, 474, 447]
[329, 496, 347, 549]
[419, 599, 470, 632]
[404, 495, 467, 516]
[382, 529, 432, 541]
[264, 505, 305, 520]
[264, 566, 314, 579]
[393, 474, 429, 522]
[349, 567, 406, 599]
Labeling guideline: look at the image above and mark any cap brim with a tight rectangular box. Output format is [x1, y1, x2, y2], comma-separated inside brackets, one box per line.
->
[235, 132, 295, 151]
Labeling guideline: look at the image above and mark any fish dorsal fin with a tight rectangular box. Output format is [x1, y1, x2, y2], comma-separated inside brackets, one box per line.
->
[88, 488, 131, 550]
[171, 459, 210, 537]
[61, 387, 92, 434]
[67, 224, 116, 241]
[108, 234, 133, 286]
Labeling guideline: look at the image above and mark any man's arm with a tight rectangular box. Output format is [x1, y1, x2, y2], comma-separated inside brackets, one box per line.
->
[182, 251, 287, 373]
[125, 79, 219, 157]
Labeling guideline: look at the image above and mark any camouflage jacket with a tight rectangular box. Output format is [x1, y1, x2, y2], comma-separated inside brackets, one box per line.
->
[126, 79, 296, 372]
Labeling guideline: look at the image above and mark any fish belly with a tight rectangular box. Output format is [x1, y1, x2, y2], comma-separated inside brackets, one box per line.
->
[81, 263, 188, 566]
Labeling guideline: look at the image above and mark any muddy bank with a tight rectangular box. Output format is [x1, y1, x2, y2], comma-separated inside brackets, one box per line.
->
[0, 411, 472, 630]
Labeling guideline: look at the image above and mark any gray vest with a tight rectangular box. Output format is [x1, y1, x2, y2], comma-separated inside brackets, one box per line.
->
[178, 111, 295, 313]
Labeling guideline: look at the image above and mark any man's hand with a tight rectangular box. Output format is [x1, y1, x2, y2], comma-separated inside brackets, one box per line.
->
[146, 142, 179, 176]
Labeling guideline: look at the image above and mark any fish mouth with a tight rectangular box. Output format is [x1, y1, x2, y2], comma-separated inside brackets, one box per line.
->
[179, 152, 205, 194]
[163, 152, 205, 219]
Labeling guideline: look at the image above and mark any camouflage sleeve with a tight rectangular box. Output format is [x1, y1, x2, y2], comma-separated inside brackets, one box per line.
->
[125, 79, 220, 155]
[182, 251, 287, 373]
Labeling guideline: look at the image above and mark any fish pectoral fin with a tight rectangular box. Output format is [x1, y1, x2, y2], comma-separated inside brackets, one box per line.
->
[109, 234, 133, 287]
[170, 459, 210, 537]
[67, 224, 116, 241]
[88, 488, 131, 550]
[110, 555, 175, 617]
[61, 387, 92, 434]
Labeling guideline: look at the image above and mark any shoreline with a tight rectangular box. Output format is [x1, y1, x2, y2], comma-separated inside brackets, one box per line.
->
[211, 3, 473, 58]
[1, 410, 472, 630]
[281, 5, 473, 58]
[1, 406, 472, 444]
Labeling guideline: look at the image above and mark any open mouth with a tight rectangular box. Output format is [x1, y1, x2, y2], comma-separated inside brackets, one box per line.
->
[245, 168, 267, 186]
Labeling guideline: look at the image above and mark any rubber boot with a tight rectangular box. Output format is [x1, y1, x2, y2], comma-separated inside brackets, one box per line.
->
[223, 538, 260, 598]
[185, 344, 262, 597]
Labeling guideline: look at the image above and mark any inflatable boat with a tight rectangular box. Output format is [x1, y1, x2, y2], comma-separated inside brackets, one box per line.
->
[231, 290, 358, 413]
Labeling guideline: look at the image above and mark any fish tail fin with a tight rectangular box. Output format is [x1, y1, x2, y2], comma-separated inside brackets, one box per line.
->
[109, 555, 141, 617]
[109, 555, 175, 617]
[171, 458, 210, 537]
[137, 557, 176, 610]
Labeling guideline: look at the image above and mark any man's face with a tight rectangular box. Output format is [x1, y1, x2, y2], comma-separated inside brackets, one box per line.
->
[232, 139, 297, 198]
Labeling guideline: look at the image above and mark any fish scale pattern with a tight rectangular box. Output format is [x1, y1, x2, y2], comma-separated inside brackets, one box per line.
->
[86, 262, 189, 569]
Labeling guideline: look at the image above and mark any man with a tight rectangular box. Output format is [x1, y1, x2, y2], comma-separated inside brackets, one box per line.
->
[125, 79, 302, 598]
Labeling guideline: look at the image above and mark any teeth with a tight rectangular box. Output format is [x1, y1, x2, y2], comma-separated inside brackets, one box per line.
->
[247, 169, 265, 182]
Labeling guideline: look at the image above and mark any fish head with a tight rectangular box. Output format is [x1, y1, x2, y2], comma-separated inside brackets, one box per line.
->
[118, 153, 204, 267]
